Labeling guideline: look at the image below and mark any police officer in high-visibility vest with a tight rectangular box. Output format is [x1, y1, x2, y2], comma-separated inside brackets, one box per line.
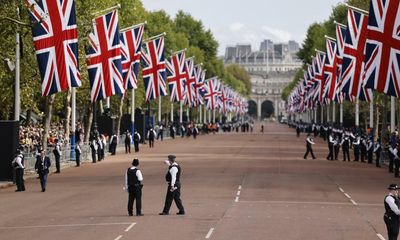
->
[384, 184, 400, 240]
[159, 155, 185, 215]
[125, 158, 143, 216]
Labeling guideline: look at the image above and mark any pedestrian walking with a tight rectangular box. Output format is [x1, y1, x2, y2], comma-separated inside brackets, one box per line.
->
[384, 184, 400, 240]
[125, 158, 143, 216]
[124, 130, 132, 154]
[97, 136, 103, 162]
[110, 134, 118, 155]
[12, 149, 25, 192]
[333, 135, 340, 160]
[157, 124, 164, 141]
[34, 148, 51, 192]
[170, 124, 175, 139]
[304, 133, 316, 160]
[159, 155, 185, 215]
[374, 138, 382, 168]
[75, 140, 81, 167]
[90, 137, 98, 163]
[53, 139, 61, 173]
[147, 127, 156, 148]
[133, 130, 141, 153]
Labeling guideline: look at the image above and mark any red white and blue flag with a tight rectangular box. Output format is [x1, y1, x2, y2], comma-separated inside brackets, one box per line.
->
[323, 38, 338, 101]
[25, 0, 81, 96]
[194, 64, 205, 106]
[86, 10, 124, 102]
[120, 23, 144, 90]
[312, 51, 326, 103]
[363, 0, 400, 97]
[183, 58, 196, 107]
[219, 85, 229, 114]
[203, 78, 220, 110]
[166, 50, 186, 102]
[339, 7, 372, 102]
[141, 35, 167, 101]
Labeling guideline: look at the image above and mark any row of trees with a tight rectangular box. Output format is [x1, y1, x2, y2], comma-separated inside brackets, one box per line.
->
[0, 0, 251, 143]
[282, 0, 397, 136]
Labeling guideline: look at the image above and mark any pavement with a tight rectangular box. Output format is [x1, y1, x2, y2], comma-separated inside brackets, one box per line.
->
[0, 122, 394, 240]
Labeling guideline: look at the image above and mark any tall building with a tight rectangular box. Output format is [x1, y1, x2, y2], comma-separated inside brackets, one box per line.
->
[260, 39, 274, 52]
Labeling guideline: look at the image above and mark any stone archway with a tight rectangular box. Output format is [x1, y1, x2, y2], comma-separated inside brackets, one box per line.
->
[261, 100, 274, 119]
[248, 100, 257, 117]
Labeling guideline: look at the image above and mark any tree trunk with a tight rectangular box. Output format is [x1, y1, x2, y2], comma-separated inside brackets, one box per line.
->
[64, 90, 72, 143]
[84, 103, 93, 143]
[42, 95, 55, 150]
[116, 97, 124, 136]
[25, 109, 31, 126]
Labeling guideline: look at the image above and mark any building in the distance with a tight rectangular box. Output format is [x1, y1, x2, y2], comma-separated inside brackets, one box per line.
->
[224, 39, 302, 120]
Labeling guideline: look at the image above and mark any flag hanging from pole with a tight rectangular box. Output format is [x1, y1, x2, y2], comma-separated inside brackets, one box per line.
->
[194, 64, 205, 106]
[338, 7, 372, 102]
[120, 23, 144, 90]
[141, 35, 167, 101]
[203, 78, 220, 110]
[323, 38, 338, 101]
[86, 9, 124, 103]
[25, 0, 81, 96]
[166, 50, 186, 102]
[183, 58, 196, 107]
[363, 0, 400, 97]
[312, 51, 326, 104]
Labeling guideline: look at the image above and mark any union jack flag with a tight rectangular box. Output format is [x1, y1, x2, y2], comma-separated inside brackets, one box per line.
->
[120, 23, 144, 90]
[86, 10, 124, 103]
[323, 38, 338, 101]
[339, 8, 372, 102]
[363, 0, 400, 97]
[25, 0, 81, 96]
[219, 85, 229, 114]
[166, 50, 186, 102]
[183, 58, 196, 106]
[312, 51, 326, 103]
[194, 64, 205, 106]
[141, 35, 167, 101]
[203, 78, 220, 110]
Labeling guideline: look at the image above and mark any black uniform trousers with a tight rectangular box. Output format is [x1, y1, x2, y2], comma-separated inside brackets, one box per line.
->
[162, 183, 185, 214]
[134, 142, 139, 152]
[354, 146, 360, 161]
[149, 139, 154, 148]
[75, 152, 80, 166]
[334, 145, 340, 160]
[304, 145, 316, 159]
[389, 153, 394, 173]
[394, 158, 400, 178]
[128, 185, 142, 215]
[125, 143, 131, 153]
[343, 147, 350, 161]
[368, 150, 373, 164]
[376, 150, 381, 167]
[327, 144, 334, 160]
[384, 214, 399, 240]
[15, 168, 25, 191]
[54, 154, 61, 173]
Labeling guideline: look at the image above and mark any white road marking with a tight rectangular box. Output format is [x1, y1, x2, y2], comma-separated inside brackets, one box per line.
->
[0, 222, 133, 230]
[238, 185, 242, 190]
[237, 190, 241, 196]
[339, 187, 344, 193]
[124, 222, 136, 232]
[235, 196, 239, 202]
[350, 199, 358, 206]
[377, 233, 386, 240]
[344, 193, 351, 199]
[205, 228, 214, 239]
[114, 235, 123, 240]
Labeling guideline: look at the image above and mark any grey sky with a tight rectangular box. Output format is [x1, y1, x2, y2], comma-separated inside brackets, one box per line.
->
[141, 0, 344, 56]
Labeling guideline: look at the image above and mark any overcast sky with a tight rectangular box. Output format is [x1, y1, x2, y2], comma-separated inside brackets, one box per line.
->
[141, 0, 344, 56]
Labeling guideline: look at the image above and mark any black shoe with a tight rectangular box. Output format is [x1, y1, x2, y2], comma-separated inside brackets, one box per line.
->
[159, 212, 169, 215]
[15, 189, 22, 192]
[54, 171, 60, 174]
[176, 212, 185, 215]
[136, 213, 144, 216]
[128, 213, 133, 216]
[41, 189, 45, 192]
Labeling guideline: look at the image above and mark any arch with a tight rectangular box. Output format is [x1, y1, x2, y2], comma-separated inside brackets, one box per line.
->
[247, 100, 257, 117]
[261, 100, 274, 119]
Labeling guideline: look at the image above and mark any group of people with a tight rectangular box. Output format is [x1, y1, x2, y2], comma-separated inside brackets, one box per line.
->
[124, 155, 185, 217]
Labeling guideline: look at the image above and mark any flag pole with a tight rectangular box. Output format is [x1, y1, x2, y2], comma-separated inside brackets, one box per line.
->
[320, 105, 324, 123]
[158, 96, 162, 123]
[369, 98, 373, 128]
[199, 105, 202, 123]
[143, 32, 166, 43]
[332, 102, 336, 124]
[170, 103, 174, 123]
[204, 105, 207, 124]
[71, 87, 76, 160]
[91, 4, 121, 17]
[179, 101, 183, 124]
[391, 96, 396, 132]
[327, 102, 330, 123]
[120, 21, 147, 33]
[187, 106, 190, 122]
[131, 89, 135, 134]
[355, 99, 360, 127]
[213, 109, 216, 123]
[14, 13, 20, 121]
[340, 103, 343, 125]
[346, 4, 369, 15]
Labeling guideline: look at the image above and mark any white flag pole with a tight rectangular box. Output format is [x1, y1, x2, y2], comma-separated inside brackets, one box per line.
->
[369, 99, 373, 128]
[391, 96, 396, 132]
[131, 89, 135, 133]
[158, 97, 162, 123]
[355, 99, 360, 127]
[199, 105, 202, 123]
[179, 101, 183, 124]
[340, 103, 343, 125]
[332, 102, 336, 123]
[170, 103, 174, 123]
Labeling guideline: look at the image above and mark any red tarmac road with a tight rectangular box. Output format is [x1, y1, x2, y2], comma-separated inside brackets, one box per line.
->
[0, 122, 394, 240]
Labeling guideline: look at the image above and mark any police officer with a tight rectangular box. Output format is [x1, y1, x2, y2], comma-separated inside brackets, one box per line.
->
[75, 140, 82, 167]
[13, 149, 25, 192]
[341, 134, 351, 162]
[327, 133, 334, 160]
[124, 130, 132, 154]
[147, 127, 156, 148]
[125, 159, 143, 216]
[367, 138, 374, 164]
[159, 155, 185, 215]
[303, 133, 316, 160]
[353, 135, 360, 162]
[133, 130, 141, 153]
[384, 184, 400, 240]
[374, 138, 382, 168]
[35, 148, 51, 192]
[53, 139, 61, 173]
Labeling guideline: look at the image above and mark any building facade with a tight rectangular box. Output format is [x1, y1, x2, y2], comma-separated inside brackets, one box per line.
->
[224, 40, 302, 120]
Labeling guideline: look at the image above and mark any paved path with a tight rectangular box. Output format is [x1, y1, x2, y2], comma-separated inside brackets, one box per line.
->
[0, 122, 392, 240]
